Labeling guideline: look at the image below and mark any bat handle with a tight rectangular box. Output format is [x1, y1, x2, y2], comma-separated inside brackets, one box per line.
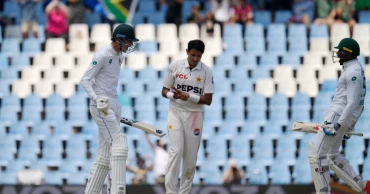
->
[347, 132, 364, 137]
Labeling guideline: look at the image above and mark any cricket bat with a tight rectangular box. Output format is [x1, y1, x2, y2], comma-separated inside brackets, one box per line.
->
[292, 122, 363, 137]
[120, 117, 166, 138]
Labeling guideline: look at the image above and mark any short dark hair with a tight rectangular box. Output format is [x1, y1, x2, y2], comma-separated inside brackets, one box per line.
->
[188, 39, 205, 53]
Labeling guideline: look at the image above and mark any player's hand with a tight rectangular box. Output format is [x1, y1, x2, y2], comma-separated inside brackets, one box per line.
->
[171, 86, 189, 101]
[95, 96, 109, 115]
[343, 133, 351, 140]
[322, 122, 341, 136]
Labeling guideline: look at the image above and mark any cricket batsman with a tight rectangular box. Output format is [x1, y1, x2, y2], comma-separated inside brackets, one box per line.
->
[80, 23, 139, 194]
[162, 40, 214, 194]
[308, 38, 370, 194]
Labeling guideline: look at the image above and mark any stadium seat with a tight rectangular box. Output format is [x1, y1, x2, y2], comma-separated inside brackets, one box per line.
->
[302, 53, 323, 69]
[260, 53, 279, 70]
[229, 135, 250, 162]
[9, 121, 31, 139]
[4, 25, 22, 41]
[159, 40, 180, 56]
[247, 159, 268, 184]
[293, 162, 312, 184]
[45, 38, 66, 55]
[245, 37, 265, 54]
[12, 80, 32, 98]
[353, 24, 370, 41]
[245, 24, 264, 39]
[3, 1, 20, 24]
[330, 23, 350, 41]
[135, 24, 156, 41]
[238, 53, 257, 70]
[21, 66, 41, 84]
[247, 94, 266, 110]
[22, 106, 42, 124]
[23, 94, 43, 113]
[202, 38, 223, 56]
[55, 54, 75, 71]
[267, 38, 286, 54]
[69, 40, 90, 55]
[288, 24, 307, 41]
[215, 53, 235, 69]
[90, 24, 111, 43]
[22, 38, 41, 55]
[56, 81, 76, 98]
[10, 54, 30, 71]
[359, 11, 370, 23]
[309, 38, 330, 56]
[179, 23, 199, 42]
[33, 53, 53, 70]
[277, 78, 297, 97]
[254, 11, 271, 26]
[270, 160, 291, 184]
[274, 10, 292, 23]
[85, 10, 102, 28]
[2, 94, 21, 111]
[276, 134, 296, 164]
[0, 107, 18, 124]
[200, 158, 224, 184]
[1, 38, 20, 55]
[34, 82, 54, 98]
[267, 24, 286, 42]
[318, 66, 339, 83]
[157, 24, 177, 42]
[148, 53, 169, 70]
[201, 23, 222, 40]
[225, 107, 245, 126]
[126, 52, 147, 70]
[0, 53, 9, 69]
[213, 78, 232, 96]
[0, 80, 11, 97]
[288, 38, 308, 55]
[282, 52, 301, 69]
[230, 67, 252, 87]
[147, 11, 166, 26]
[206, 135, 228, 161]
[310, 24, 329, 39]
[255, 78, 275, 97]
[274, 65, 294, 84]
[44, 171, 64, 185]
[223, 23, 243, 39]
[69, 24, 89, 42]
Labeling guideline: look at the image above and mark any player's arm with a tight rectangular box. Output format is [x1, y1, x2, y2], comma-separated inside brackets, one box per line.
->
[161, 63, 183, 100]
[80, 54, 104, 101]
[337, 71, 363, 126]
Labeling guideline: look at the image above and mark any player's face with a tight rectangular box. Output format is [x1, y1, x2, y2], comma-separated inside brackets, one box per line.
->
[186, 49, 203, 68]
[118, 38, 133, 52]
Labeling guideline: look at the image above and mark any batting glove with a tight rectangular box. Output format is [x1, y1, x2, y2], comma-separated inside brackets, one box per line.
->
[95, 96, 109, 115]
[343, 134, 351, 140]
[322, 122, 341, 136]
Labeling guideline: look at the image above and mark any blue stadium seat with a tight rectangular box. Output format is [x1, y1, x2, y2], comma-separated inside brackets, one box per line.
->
[0, 80, 11, 97]
[134, 96, 155, 111]
[288, 38, 308, 55]
[123, 80, 145, 97]
[267, 38, 286, 54]
[67, 171, 88, 184]
[276, 134, 296, 164]
[288, 24, 307, 41]
[0, 136, 16, 161]
[84, 11, 102, 28]
[314, 93, 332, 108]
[53, 122, 73, 139]
[254, 11, 271, 26]
[132, 12, 145, 26]
[247, 94, 266, 110]
[32, 121, 52, 138]
[9, 121, 31, 139]
[292, 92, 311, 110]
[245, 37, 265, 54]
[264, 121, 284, 138]
[0, 26, 2, 42]
[66, 134, 87, 162]
[215, 53, 235, 69]
[260, 53, 278, 70]
[44, 171, 64, 185]
[136, 109, 156, 123]
[247, 159, 268, 184]
[11, 54, 30, 71]
[359, 11, 370, 23]
[250, 66, 271, 82]
[0, 67, 19, 82]
[46, 93, 65, 109]
[223, 24, 243, 39]
[312, 106, 328, 123]
[138, 41, 158, 54]
[0, 54, 9, 70]
[229, 135, 250, 162]
[238, 53, 257, 69]
[321, 80, 337, 93]
[119, 67, 136, 82]
[18, 136, 40, 162]
[2, 94, 21, 111]
[270, 93, 288, 110]
[267, 24, 286, 42]
[363, 158, 370, 180]
[213, 77, 232, 96]
[46, 108, 65, 122]
[223, 37, 244, 55]
[0, 107, 18, 124]
[22, 38, 41, 55]
[68, 93, 88, 111]
[24, 94, 43, 111]
[247, 109, 267, 128]
[145, 79, 162, 96]
[35, 3, 47, 26]
[68, 108, 88, 125]
[241, 121, 261, 139]
[1, 38, 20, 55]
[138, 67, 158, 82]
[293, 162, 312, 184]
[22, 107, 42, 123]
[282, 53, 302, 69]
[245, 24, 264, 39]
[252, 134, 273, 164]
[3, 1, 21, 24]
[233, 78, 253, 96]
[225, 94, 244, 110]
[206, 135, 227, 161]
[229, 65, 250, 81]
[225, 108, 245, 126]
[291, 107, 310, 122]
[118, 92, 132, 107]
[200, 158, 224, 184]
[82, 120, 98, 140]
[274, 11, 292, 23]
[345, 139, 365, 165]
[182, 1, 200, 23]
[148, 11, 165, 26]
[310, 24, 329, 39]
[270, 159, 291, 184]
[138, 0, 156, 13]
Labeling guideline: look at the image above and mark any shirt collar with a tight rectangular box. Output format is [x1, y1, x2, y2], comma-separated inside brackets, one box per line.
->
[343, 59, 358, 71]
[185, 60, 202, 70]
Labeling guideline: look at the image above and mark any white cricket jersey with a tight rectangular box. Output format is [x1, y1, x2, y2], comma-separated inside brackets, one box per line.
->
[80, 44, 125, 103]
[329, 59, 366, 126]
[163, 59, 214, 112]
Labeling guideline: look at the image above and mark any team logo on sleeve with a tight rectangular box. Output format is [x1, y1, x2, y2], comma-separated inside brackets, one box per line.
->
[92, 61, 98, 66]
[352, 76, 357, 81]
[109, 59, 112, 64]
[196, 76, 202, 83]
[194, 128, 200, 136]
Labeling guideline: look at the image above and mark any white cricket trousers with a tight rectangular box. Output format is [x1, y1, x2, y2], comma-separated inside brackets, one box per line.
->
[165, 108, 203, 194]
[85, 98, 122, 193]
[309, 109, 362, 193]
